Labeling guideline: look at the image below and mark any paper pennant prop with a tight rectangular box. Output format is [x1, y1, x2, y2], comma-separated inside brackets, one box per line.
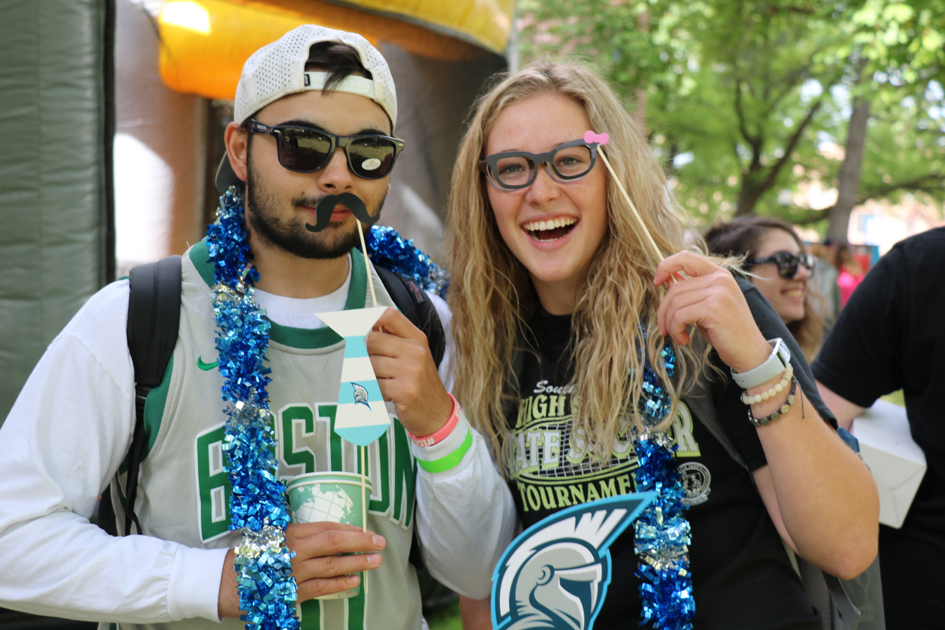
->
[315, 306, 392, 446]
[491, 493, 656, 630]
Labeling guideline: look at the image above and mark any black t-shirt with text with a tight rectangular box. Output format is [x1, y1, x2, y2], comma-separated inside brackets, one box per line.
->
[505, 289, 828, 630]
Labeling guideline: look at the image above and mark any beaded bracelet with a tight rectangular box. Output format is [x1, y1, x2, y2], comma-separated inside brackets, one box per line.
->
[740, 363, 794, 405]
[747, 376, 798, 427]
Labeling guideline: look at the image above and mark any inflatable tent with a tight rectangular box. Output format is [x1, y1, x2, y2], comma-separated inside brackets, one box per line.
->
[0, 0, 512, 424]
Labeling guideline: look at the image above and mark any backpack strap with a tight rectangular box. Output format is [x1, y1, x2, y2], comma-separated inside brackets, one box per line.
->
[683, 372, 864, 630]
[111, 258, 448, 577]
[121, 255, 182, 536]
[682, 375, 745, 468]
[375, 265, 445, 368]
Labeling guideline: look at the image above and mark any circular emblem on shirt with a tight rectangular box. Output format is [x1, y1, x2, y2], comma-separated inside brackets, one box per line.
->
[678, 461, 712, 506]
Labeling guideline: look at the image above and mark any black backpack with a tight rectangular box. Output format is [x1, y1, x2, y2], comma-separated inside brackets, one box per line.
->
[685, 377, 884, 630]
[98, 254, 446, 538]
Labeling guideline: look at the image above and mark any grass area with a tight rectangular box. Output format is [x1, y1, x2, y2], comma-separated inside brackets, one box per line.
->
[881, 389, 905, 407]
[425, 599, 462, 630]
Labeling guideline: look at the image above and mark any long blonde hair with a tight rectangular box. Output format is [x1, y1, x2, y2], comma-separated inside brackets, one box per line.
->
[446, 62, 711, 466]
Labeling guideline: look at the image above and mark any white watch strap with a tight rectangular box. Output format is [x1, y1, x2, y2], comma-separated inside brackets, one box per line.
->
[731, 338, 790, 389]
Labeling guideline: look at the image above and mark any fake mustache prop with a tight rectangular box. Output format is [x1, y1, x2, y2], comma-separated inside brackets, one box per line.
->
[304, 193, 380, 233]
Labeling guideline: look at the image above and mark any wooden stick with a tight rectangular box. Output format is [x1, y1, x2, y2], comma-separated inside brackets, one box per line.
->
[356, 222, 375, 595]
[357, 222, 378, 308]
[361, 444, 369, 595]
[596, 147, 664, 268]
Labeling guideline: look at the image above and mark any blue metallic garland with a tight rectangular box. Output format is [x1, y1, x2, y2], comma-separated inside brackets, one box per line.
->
[362, 225, 450, 298]
[206, 187, 299, 630]
[633, 337, 695, 630]
[203, 191, 684, 629]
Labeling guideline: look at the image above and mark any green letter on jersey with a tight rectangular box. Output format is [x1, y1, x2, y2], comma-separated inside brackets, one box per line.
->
[392, 422, 417, 527]
[282, 405, 317, 473]
[196, 425, 232, 541]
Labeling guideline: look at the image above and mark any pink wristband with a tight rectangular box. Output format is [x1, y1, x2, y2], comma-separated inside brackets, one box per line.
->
[408, 393, 460, 447]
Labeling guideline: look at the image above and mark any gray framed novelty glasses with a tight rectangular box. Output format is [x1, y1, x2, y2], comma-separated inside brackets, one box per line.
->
[479, 138, 599, 190]
[244, 119, 405, 180]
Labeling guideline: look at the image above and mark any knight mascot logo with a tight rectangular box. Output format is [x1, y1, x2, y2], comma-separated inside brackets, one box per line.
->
[491, 493, 655, 630]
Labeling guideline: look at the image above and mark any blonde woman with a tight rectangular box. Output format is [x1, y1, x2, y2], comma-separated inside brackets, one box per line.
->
[447, 62, 878, 629]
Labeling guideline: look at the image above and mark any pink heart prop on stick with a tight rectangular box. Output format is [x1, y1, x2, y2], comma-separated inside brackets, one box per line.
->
[587, 129, 665, 266]
[584, 130, 610, 146]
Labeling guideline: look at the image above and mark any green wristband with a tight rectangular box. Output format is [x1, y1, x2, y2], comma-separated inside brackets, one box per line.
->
[416, 429, 474, 473]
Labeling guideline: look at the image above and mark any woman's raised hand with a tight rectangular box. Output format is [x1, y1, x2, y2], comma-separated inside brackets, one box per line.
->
[654, 251, 771, 374]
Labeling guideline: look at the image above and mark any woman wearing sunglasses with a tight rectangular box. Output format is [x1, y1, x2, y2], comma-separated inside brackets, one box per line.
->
[446, 62, 878, 629]
[704, 217, 824, 362]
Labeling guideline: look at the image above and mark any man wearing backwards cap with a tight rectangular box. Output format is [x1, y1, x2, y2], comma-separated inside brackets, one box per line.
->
[0, 25, 515, 630]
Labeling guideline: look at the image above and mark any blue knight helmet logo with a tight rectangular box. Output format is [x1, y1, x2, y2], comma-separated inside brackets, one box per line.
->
[491, 493, 655, 630]
[351, 382, 371, 408]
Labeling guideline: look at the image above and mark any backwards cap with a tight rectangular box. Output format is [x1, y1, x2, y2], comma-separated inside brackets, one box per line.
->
[216, 25, 397, 192]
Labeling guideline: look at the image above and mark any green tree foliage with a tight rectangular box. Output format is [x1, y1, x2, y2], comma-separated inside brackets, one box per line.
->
[842, 3, 945, 207]
[517, 0, 945, 236]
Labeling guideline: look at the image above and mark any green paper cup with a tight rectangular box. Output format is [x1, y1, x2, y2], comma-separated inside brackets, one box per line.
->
[285, 471, 373, 600]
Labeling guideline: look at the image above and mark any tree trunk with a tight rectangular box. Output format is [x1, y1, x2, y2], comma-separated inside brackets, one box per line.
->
[826, 57, 871, 242]
[732, 97, 822, 217]
[736, 169, 765, 216]
[735, 183, 763, 216]
[826, 97, 871, 241]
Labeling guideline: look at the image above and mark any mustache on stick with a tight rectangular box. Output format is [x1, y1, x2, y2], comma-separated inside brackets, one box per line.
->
[304, 193, 380, 233]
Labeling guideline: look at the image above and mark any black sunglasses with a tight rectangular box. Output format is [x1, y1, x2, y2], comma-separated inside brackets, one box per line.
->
[747, 252, 815, 278]
[245, 120, 405, 180]
[479, 138, 599, 190]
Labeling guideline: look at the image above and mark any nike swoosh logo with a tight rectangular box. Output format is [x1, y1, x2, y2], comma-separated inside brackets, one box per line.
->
[197, 357, 218, 371]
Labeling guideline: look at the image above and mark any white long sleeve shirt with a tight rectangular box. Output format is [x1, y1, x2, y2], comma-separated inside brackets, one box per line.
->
[0, 247, 514, 628]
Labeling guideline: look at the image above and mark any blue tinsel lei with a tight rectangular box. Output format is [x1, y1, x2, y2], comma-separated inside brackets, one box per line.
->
[632, 334, 694, 630]
[362, 225, 450, 298]
[206, 187, 299, 630]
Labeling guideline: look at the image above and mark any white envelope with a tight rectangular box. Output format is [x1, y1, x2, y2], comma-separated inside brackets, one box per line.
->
[850, 399, 926, 529]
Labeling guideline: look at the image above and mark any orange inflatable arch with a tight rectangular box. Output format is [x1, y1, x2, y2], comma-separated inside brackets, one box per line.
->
[158, 0, 514, 100]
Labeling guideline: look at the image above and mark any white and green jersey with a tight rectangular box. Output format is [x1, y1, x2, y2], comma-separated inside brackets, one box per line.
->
[108, 240, 423, 630]
[0, 240, 515, 630]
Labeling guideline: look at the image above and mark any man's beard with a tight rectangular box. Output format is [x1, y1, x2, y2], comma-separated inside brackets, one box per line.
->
[245, 156, 385, 260]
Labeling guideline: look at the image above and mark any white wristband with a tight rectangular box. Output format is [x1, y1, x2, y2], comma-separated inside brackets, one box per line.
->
[731, 338, 791, 389]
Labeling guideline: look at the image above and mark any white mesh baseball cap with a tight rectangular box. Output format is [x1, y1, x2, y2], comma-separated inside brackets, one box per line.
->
[216, 25, 398, 192]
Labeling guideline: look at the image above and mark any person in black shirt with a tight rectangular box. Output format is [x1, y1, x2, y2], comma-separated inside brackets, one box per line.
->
[814, 226, 945, 630]
[445, 62, 879, 630]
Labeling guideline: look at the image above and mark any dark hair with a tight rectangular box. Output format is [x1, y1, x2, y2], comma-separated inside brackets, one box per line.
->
[703, 216, 804, 266]
[243, 42, 376, 167]
[242, 43, 371, 128]
[704, 216, 824, 361]
[305, 41, 370, 91]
